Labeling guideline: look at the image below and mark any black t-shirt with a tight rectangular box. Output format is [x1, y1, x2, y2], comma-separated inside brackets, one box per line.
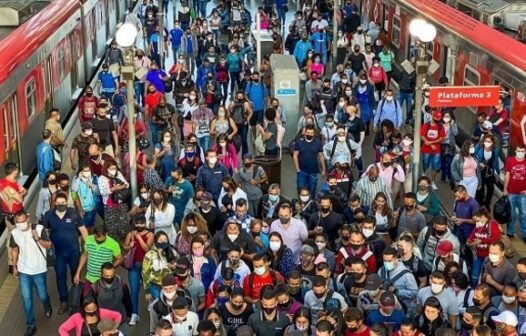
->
[307, 211, 343, 242]
[339, 273, 367, 306]
[348, 53, 366, 73]
[199, 206, 223, 236]
[91, 117, 115, 147]
[219, 303, 254, 336]
[212, 230, 257, 261]
[347, 117, 365, 143]
[401, 254, 427, 280]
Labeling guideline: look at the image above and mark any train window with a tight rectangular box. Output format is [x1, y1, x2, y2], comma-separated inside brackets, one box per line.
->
[58, 46, 66, 79]
[392, 15, 401, 48]
[25, 78, 36, 118]
[464, 65, 480, 86]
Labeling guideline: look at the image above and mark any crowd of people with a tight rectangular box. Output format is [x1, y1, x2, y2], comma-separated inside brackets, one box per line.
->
[2, 0, 524, 336]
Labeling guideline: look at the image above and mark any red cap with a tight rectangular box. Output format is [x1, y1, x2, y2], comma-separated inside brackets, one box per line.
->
[436, 240, 453, 257]
[433, 111, 442, 120]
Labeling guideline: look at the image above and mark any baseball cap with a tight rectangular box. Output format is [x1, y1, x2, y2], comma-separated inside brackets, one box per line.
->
[97, 319, 119, 333]
[175, 256, 191, 276]
[436, 240, 453, 257]
[364, 274, 382, 291]
[492, 310, 518, 327]
[201, 192, 213, 201]
[432, 111, 442, 120]
[379, 292, 396, 308]
[300, 244, 316, 255]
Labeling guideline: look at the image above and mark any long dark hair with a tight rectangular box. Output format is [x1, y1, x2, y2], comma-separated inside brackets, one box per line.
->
[154, 231, 177, 263]
[268, 231, 285, 262]
[80, 296, 100, 320]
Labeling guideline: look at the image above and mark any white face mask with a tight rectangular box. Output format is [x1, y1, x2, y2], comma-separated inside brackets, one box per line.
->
[338, 101, 345, 108]
[218, 111, 226, 117]
[443, 117, 451, 123]
[517, 152, 525, 160]
[254, 266, 266, 276]
[300, 195, 310, 203]
[141, 192, 149, 199]
[316, 242, 326, 251]
[338, 136, 346, 142]
[16, 222, 29, 231]
[342, 79, 349, 84]
[208, 157, 218, 165]
[402, 139, 413, 147]
[488, 253, 500, 264]
[385, 96, 393, 101]
[362, 228, 374, 238]
[475, 221, 485, 228]
[269, 241, 281, 252]
[163, 290, 176, 300]
[187, 226, 198, 234]
[431, 283, 444, 294]
[483, 141, 492, 148]
[85, 129, 93, 136]
[296, 324, 309, 331]
[228, 234, 238, 242]
[82, 172, 92, 179]
[213, 321, 221, 328]
[326, 122, 334, 127]
[502, 295, 516, 304]
[359, 79, 367, 84]
[108, 169, 117, 176]
[469, 147, 475, 154]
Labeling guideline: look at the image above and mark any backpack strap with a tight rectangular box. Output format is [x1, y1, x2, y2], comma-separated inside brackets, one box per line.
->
[361, 250, 373, 262]
[323, 289, 335, 307]
[339, 247, 349, 261]
[463, 288, 472, 308]
[421, 226, 433, 254]
[389, 269, 411, 285]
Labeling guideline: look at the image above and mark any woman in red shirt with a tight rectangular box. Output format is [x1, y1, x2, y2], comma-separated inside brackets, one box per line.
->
[467, 207, 501, 287]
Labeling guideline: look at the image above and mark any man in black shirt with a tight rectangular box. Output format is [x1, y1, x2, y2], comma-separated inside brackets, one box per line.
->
[91, 105, 119, 158]
[177, 143, 202, 186]
[346, 45, 366, 75]
[211, 218, 257, 262]
[308, 196, 343, 246]
[198, 192, 223, 236]
[337, 257, 368, 306]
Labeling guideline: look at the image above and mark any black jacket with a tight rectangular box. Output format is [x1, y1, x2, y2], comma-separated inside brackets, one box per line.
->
[395, 69, 416, 93]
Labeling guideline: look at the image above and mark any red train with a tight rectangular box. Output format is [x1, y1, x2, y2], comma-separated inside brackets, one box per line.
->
[0, 0, 132, 180]
[362, 0, 526, 147]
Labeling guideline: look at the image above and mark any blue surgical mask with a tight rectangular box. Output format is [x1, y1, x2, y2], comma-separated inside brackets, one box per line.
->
[217, 296, 229, 305]
[384, 261, 395, 271]
[269, 194, 279, 202]
[185, 151, 195, 158]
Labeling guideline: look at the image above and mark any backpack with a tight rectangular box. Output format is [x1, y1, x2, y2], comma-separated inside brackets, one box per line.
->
[231, 101, 247, 125]
[329, 137, 355, 163]
[462, 287, 472, 309]
[379, 268, 411, 287]
[247, 270, 282, 297]
[323, 289, 342, 310]
[251, 165, 269, 193]
[67, 282, 85, 316]
[433, 255, 466, 274]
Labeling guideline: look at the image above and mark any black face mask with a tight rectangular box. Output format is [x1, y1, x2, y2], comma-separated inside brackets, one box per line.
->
[153, 198, 163, 206]
[460, 320, 473, 331]
[320, 206, 331, 214]
[435, 229, 446, 237]
[351, 243, 362, 251]
[231, 302, 243, 310]
[48, 179, 57, 185]
[56, 204, 67, 212]
[102, 277, 114, 284]
[305, 135, 314, 141]
[263, 307, 276, 315]
[519, 300, 526, 308]
[136, 226, 146, 232]
[472, 298, 482, 306]
[520, 272, 526, 280]
[404, 204, 415, 211]
[278, 300, 292, 310]
[288, 285, 301, 295]
[382, 161, 392, 167]
[85, 310, 98, 317]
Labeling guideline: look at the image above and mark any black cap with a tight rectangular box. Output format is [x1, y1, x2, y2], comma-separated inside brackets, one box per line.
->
[364, 274, 382, 290]
[161, 274, 176, 287]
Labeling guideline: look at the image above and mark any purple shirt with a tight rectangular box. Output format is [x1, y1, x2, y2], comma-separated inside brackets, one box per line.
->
[454, 197, 480, 238]
[146, 69, 167, 93]
[270, 218, 308, 262]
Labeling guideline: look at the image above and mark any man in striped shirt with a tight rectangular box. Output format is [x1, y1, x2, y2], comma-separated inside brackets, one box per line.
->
[74, 224, 122, 295]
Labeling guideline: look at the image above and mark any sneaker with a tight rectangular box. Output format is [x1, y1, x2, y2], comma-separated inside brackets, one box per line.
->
[24, 326, 37, 336]
[129, 314, 140, 326]
[44, 304, 52, 318]
[431, 182, 438, 190]
[58, 302, 68, 315]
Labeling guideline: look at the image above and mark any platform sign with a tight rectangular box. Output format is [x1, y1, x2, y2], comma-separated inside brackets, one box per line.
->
[429, 85, 500, 107]
[277, 88, 296, 96]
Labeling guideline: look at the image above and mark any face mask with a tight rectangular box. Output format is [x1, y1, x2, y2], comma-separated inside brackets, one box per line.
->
[254, 266, 266, 276]
[517, 152, 525, 160]
[263, 307, 276, 315]
[219, 142, 227, 148]
[469, 147, 475, 154]
[136, 225, 146, 232]
[519, 300, 526, 308]
[418, 185, 428, 192]
[269, 194, 279, 203]
[208, 157, 218, 165]
[472, 298, 482, 306]
[326, 122, 334, 127]
[519, 272, 526, 280]
[226, 232, 239, 242]
[16, 222, 29, 231]
[153, 198, 163, 206]
[369, 176, 378, 182]
[431, 283, 444, 294]
[337, 135, 347, 142]
[56, 204, 67, 212]
[231, 301, 243, 310]
[359, 79, 367, 84]
[345, 90, 353, 96]
[461, 320, 474, 331]
[382, 308, 393, 316]
[386, 96, 394, 102]
[187, 226, 198, 234]
[298, 195, 310, 204]
[362, 228, 374, 238]
[279, 216, 289, 225]
[85, 310, 98, 317]
[320, 206, 330, 214]
[163, 290, 176, 300]
[102, 277, 114, 284]
[402, 139, 413, 147]
[108, 169, 117, 176]
[489, 253, 500, 263]
[383, 161, 392, 167]
[305, 134, 315, 142]
[342, 79, 349, 84]
[475, 221, 485, 228]
[316, 242, 326, 251]
[189, 94, 197, 100]
[141, 192, 149, 199]
[435, 229, 446, 237]
[502, 295, 516, 304]
[384, 261, 394, 271]
[296, 324, 309, 331]
[156, 242, 169, 250]
[373, 63, 380, 67]
[269, 241, 281, 252]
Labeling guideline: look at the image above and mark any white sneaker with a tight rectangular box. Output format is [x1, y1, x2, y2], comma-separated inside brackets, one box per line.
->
[129, 314, 140, 326]
[431, 182, 438, 190]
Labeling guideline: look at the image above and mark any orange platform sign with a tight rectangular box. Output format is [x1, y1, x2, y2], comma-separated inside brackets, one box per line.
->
[428, 86, 500, 107]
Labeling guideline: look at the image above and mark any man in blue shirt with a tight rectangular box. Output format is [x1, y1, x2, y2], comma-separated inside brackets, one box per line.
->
[310, 28, 328, 64]
[374, 89, 402, 129]
[36, 129, 55, 186]
[164, 167, 194, 226]
[181, 29, 197, 74]
[244, 72, 269, 136]
[196, 149, 230, 201]
[365, 292, 405, 332]
[97, 63, 118, 100]
[42, 192, 88, 315]
[169, 20, 184, 60]
[293, 126, 326, 197]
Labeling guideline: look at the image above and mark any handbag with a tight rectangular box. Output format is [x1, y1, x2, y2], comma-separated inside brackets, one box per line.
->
[33, 236, 55, 268]
[123, 245, 136, 269]
[164, 79, 173, 93]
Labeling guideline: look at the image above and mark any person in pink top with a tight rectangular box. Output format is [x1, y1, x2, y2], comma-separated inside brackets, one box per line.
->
[451, 140, 481, 198]
[258, 7, 270, 30]
[309, 53, 325, 76]
[362, 151, 405, 193]
[58, 297, 122, 336]
[212, 133, 239, 174]
[368, 56, 388, 97]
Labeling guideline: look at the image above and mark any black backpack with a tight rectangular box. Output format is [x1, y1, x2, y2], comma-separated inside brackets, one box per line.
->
[231, 101, 247, 125]
[67, 282, 85, 316]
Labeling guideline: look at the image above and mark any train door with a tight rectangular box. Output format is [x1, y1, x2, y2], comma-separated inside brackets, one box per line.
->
[2, 96, 23, 174]
[443, 47, 456, 86]
[70, 32, 79, 93]
[44, 57, 54, 112]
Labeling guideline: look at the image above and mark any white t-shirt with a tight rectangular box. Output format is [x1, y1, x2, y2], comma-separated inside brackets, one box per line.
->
[163, 310, 199, 336]
[10, 225, 48, 275]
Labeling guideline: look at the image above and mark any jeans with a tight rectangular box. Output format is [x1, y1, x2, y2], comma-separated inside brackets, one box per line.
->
[198, 136, 210, 151]
[83, 208, 97, 228]
[229, 71, 241, 94]
[220, 82, 228, 101]
[134, 81, 145, 106]
[440, 151, 454, 181]
[19, 272, 51, 327]
[55, 248, 80, 303]
[198, 0, 207, 17]
[237, 123, 249, 156]
[508, 193, 526, 236]
[276, 7, 286, 25]
[471, 256, 484, 288]
[297, 171, 319, 197]
[149, 120, 159, 145]
[399, 92, 414, 123]
[128, 262, 142, 315]
[171, 45, 180, 61]
[150, 283, 161, 301]
[476, 170, 495, 209]
[184, 53, 196, 74]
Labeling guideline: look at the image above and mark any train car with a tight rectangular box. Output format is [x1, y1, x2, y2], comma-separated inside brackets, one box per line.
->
[0, 0, 131, 182]
[363, 0, 526, 148]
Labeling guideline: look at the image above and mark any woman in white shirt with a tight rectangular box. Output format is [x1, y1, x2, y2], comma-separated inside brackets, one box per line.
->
[145, 190, 177, 244]
[218, 177, 248, 216]
[181, 89, 200, 138]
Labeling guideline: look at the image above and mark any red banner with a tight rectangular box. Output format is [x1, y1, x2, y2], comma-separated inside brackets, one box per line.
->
[428, 86, 500, 107]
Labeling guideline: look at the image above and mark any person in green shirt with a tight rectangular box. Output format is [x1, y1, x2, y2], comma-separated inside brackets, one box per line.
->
[378, 46, 396, 79]
[74, 224, 122, 287]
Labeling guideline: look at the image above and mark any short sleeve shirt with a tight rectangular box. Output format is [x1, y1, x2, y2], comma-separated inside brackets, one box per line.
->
[235, 166, 266, 200]
[421, 123, 445, 154]
[84, 235, 121, 283]
[91, 117, 115, 148]
[505, 156, 526, 194]
[44, 208, 84, 252]
[294, 138, 323, 174]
